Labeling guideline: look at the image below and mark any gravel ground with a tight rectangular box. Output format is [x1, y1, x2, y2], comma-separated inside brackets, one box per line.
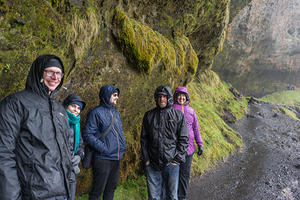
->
[188, 99, 300, 200]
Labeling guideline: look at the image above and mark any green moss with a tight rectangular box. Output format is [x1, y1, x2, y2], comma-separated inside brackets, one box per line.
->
[260, 90, 300, 107]
[65, 6, 99, 61]
[188, 70, 247, 175]
[0, 0, 70, 98]
[113, 8, 174, 74]
[112, 8, 197, 82]
[0, 0, 7, 12]
[273, 107, 300, 121]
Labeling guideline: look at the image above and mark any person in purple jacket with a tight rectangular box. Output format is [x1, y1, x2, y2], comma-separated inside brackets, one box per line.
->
[173, 86, 203, 200]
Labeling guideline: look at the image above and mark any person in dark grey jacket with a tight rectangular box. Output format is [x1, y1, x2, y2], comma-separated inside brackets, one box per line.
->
[82, 84, 126, 200]
[0, 54, 72, 200]
[141, 85, 189, 200]
[63, 94, 86, 200]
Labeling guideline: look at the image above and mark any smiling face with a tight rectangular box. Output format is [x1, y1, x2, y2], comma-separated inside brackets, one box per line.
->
[177, 94, 187, 105]
[43, 66, 63, 94]
[157, 94, 168, 108]
[67, 104, 81, 116]
[109, 92, 119, 105]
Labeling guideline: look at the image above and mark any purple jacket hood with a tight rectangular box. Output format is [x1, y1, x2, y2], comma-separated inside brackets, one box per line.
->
[173, 86, 190, 106]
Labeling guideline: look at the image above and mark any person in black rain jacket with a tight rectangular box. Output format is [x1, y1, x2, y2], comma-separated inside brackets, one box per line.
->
[141, 85, 189, 200]
[0, 54, 72, 200]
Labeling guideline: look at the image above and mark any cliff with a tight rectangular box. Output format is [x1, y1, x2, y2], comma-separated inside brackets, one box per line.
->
[213, 0, 300, 97]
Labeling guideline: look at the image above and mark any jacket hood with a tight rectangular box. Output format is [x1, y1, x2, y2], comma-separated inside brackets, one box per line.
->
[25, 54, 64, 98]
[63, 93, 86, 111]
[154, 85, 173, 108]
[99, 85, 120, 108]
[174, 86, 190, 106]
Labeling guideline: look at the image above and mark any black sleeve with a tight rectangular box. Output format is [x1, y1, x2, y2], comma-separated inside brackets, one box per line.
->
[0, 96, 22, 200]
[173, 113, 189, 164]
[140, 112, 150, 164]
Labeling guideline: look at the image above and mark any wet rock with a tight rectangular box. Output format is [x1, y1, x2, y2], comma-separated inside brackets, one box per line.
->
[222, 108, 237, 123]
[229, 87, 242, 100]
[246, 114, 255, 118]
[247, 96, 260, 104]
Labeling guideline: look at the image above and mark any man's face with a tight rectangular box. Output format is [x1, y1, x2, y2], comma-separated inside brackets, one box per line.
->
[109, 92, 119, 105]
[157, 94, 168, 108]
[43, 66, 63, 93]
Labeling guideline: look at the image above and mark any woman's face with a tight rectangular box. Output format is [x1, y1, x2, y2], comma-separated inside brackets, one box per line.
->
[67, 104, 81, 116]
[177, 94, 187, 105]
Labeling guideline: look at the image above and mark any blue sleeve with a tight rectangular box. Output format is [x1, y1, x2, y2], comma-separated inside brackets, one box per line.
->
[82, 109, 108, 154]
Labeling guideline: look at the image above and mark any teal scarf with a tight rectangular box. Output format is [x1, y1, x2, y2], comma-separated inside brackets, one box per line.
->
[66, 109, 81, 154]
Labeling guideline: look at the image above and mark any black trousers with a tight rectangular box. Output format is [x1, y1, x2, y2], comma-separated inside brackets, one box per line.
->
[89, 158, 121, 200]
[178, 154, 193, 200]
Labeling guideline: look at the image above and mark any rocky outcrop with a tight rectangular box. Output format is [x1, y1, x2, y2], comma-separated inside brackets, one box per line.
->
[213, 0, 300, 97]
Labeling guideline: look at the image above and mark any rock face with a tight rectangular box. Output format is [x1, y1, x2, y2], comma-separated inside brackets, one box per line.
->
[0, 0, 231, 194]
[213, 0, 300, 97]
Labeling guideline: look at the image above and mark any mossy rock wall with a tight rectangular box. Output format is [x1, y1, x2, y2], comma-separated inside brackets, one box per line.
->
[0, 0, 231, 196]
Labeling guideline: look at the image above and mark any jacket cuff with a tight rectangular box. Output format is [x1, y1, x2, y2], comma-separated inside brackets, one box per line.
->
[78, 151, 85, 160]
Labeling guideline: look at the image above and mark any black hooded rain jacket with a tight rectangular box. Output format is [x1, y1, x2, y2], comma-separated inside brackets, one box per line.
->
[0, 55, 72, 200]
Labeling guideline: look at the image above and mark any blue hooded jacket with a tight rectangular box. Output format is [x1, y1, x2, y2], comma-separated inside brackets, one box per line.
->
[82, 85, 126, 160]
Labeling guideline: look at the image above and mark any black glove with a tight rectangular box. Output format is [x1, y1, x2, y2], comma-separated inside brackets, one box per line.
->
[197, 145, 203, 156]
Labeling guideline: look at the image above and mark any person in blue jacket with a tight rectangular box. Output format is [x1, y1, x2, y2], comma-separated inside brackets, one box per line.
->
[82, 85, 126, 200]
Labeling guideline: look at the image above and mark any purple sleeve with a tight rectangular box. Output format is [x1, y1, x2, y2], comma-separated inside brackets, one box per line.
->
[192, 111, 203, 146]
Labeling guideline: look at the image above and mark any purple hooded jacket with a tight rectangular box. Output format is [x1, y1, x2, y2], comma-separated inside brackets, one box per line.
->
[173, 86, 203, 155]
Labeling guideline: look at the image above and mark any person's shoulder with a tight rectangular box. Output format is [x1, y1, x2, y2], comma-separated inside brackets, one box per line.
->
[142, 107, 157, 119]
[145, 107, 157, 114]
[170, 107, 185, 117]
[172, 107, 183, 114]
[173, 103, 181, 110]
[0, 90, 27, 106]
[185, 105, 195, 113]
[88, 105, 107, 116]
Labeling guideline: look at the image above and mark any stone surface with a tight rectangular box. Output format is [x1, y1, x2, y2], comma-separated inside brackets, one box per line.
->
[213, 0, 300, 97]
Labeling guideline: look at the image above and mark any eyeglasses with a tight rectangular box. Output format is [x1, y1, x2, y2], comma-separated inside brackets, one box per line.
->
[44, 70, 64, 79]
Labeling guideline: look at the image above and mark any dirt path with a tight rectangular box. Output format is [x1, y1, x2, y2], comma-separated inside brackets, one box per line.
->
[188, 99, 300, 200]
